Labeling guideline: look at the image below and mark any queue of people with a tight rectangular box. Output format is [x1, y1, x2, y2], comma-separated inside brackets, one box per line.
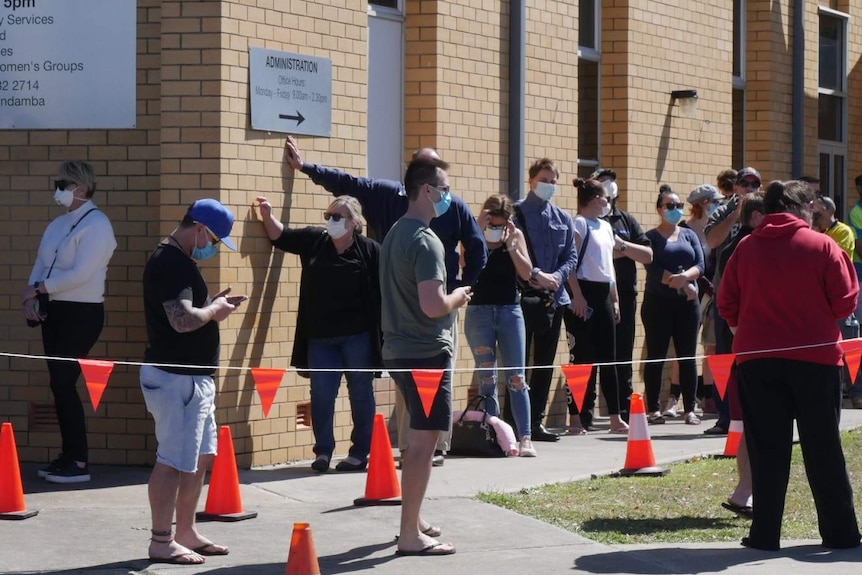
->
[20, 153, 862, 559]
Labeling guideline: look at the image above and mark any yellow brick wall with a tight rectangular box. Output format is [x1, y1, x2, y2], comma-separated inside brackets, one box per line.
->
[7, 0, 862, 468]
[1, 0, 162, 466]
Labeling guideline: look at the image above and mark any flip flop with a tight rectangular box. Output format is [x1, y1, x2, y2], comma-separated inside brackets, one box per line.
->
[148, 552, 205, 565]
[721, 501, 753, 519]
[608, 427, 629, 435]
[193, 543, 230, 556]
[395, 542, 456, 556]
[566, 426, 587, 436]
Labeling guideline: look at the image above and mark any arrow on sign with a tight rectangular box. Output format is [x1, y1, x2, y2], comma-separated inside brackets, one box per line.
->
[279, 110, 306, 125]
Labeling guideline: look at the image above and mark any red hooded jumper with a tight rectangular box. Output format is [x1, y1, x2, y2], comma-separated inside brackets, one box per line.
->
[718, 212, 859, 366]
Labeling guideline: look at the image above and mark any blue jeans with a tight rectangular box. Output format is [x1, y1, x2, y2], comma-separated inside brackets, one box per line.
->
[464, 304, 532, 439]
[307, 332, 376, 461]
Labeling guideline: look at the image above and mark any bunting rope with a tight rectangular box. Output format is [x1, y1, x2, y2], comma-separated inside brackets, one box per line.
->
[1, 337, 858, 374]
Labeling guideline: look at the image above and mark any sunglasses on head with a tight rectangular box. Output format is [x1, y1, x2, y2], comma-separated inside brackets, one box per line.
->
[738, 179, 760, 189]
[324, 212, 348, 222]
[54, 179, 77, 191]
[662, 202, 685, 210]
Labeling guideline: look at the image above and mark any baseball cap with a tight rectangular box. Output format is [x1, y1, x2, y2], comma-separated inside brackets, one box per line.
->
[735, 167, 762, 185]
[590, 168, 617, 181]
[187, 199, 237, 250]
[687, 184, 723, 205]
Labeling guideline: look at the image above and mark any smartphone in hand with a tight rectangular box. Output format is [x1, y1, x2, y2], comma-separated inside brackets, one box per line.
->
[226, 295, 249, 305]
[584, 306, 594, 320]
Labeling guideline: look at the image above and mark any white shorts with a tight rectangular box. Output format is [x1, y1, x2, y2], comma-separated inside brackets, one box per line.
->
[140, 364, 217, 473]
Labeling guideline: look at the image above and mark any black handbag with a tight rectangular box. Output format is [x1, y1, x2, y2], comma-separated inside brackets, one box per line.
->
[449, 395, 505, 458]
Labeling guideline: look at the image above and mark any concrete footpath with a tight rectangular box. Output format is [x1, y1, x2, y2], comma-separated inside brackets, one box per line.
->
[2, 408, 862, 575]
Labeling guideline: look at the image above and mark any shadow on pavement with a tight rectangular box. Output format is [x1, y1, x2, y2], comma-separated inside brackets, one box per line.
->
[574, 544, 862, 574]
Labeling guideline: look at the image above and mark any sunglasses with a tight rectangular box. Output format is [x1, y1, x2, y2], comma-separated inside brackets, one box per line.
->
[324, 212, 349, 222]
[202, 225, 221, 245]
[662, 202, 685, 210]
[738, 180, 761, 189]
[54, 179, 78, 191]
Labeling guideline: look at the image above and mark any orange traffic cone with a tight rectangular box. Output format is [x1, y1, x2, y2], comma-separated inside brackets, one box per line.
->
[285, 522, 321, 575]
[722, 419, 743, 457]
[0, 422, 38, 520]
[354, 413, 401, 506]
[196, 425, 258, 521]
[618, 394, 669, 477]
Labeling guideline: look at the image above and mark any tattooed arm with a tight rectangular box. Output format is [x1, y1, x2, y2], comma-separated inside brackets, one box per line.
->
[162, 295, 235, 333]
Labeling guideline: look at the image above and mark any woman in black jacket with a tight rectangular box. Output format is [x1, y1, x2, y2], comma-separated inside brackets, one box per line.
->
[257, 195, 382, 473]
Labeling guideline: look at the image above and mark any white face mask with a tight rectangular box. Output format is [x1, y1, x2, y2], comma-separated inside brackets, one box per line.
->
[53, 188, 75, 208]
[534, 182, 556, 202]
[599, 203, 611, 218]
[484, 227, 505, 243]
[603, 180, 618, 200]
[326, 218, 349, 239]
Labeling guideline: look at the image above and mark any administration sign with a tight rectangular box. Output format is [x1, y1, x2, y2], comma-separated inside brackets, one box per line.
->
[0, 0, 136, 129]
[249, 47, 332, 137]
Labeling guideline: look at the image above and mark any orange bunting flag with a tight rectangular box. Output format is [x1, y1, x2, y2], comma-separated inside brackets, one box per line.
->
[840, 339, 862, 384]
[78, 359, 115, 412]
[561, 364, 593, 413]
[705, 354, 736, 400]
[250, 368, 286, 418]
[411, 369, 443, 418]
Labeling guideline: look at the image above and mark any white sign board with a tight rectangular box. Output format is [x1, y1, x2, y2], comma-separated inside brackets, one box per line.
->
[0, 0, 136, 129]
[249, 47, 332, 137]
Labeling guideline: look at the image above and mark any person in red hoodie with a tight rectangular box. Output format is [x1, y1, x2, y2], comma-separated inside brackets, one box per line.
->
[718, 180, 861, 551]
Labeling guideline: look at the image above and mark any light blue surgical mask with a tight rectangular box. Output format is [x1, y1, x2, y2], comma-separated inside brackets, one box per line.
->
[663, 208, 684, 226]
[430, 186, 452, 218]
[191, 227, 219, 260]
[534, 182, 556, 202]
[706, 202, 720, 217]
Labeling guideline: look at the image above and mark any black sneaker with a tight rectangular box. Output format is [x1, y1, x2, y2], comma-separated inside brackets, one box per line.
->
[45, 460, 90, 484]
[38, 454, 68, 479]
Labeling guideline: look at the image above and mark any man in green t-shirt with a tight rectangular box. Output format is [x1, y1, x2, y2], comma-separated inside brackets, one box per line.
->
[381, 157, 472, 556]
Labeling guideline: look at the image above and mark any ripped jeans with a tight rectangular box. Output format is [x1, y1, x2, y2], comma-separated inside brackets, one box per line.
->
[464, 304, 532, 439]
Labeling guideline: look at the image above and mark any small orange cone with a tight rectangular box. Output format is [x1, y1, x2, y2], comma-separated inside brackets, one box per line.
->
[196, 426, 258, 521]
[285, 522, 321, 575]
[618, 394, 668, 477]
[354, 414, 401, 506]
[0, 422, 38, 520]
[722, 419, 743, 457]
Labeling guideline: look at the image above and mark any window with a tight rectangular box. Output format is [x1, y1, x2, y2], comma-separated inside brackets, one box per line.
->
[732, 0, 745, 82]
[578, 0, 600, 172]
[818, 10, 847, 143]
[369, 0, 398, 8]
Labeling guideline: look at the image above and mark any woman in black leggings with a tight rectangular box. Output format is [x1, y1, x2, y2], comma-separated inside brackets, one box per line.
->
[563, 178, 629, 434]
[641, 185, 704, 425]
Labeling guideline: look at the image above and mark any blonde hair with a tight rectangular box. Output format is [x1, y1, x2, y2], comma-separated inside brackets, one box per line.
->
[58, 161, 96, 197]
[328, 196, 366, 235]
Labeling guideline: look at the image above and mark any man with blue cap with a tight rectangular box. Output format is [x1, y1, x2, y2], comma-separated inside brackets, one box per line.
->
[140, 198, 246, 565]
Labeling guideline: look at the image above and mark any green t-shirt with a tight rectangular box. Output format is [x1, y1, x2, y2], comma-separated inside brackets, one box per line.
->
[380, 217, 453, 360]
[847, 203, 862, 263]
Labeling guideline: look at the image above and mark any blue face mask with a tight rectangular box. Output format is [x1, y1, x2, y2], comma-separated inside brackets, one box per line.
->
[431, 187, 452, 218]
[191, 228, 219, 260]
[534, 182, 556, 202]
[663, 208, 684, 226]
[706, 202, 720, 217]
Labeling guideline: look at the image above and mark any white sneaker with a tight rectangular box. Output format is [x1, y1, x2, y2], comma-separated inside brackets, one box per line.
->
[684, 411, 701, 425]
[662, 396, 679, 418]
[519, 438, 537, 457]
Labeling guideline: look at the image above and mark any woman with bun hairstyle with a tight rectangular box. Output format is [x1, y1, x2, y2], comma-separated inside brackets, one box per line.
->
[641, 185, 704, 425]
[563, 178, 629, 434]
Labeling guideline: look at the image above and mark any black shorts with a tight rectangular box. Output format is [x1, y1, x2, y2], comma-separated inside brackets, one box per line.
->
[385, 353, 452, 432]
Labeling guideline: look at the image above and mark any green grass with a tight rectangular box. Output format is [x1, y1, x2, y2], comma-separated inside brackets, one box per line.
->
[477, 427, 862, 545]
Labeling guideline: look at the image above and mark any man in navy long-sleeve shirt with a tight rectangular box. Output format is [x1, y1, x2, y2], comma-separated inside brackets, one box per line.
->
[284, 136, 487, 462]
[284, 136, 487, 294]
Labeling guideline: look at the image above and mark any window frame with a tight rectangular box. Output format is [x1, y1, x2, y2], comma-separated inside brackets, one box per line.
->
[577, 0, 601, 171]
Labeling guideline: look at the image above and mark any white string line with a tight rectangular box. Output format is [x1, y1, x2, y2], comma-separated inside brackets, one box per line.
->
[2, 337, 858, 374]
